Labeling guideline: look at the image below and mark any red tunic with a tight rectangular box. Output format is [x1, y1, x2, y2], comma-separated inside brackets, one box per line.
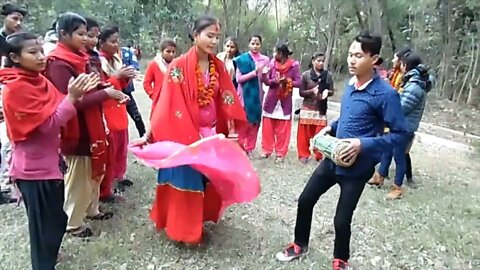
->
[143, 60, 165, 117]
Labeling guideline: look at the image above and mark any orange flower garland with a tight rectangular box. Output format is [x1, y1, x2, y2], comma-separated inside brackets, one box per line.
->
[277, 78, 293, 99]
[197, 59, 217, 107]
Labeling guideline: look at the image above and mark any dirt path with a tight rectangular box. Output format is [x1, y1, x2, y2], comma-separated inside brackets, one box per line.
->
[0, 82, 478, 270]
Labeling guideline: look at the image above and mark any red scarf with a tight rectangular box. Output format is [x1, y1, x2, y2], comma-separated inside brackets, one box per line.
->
[150, 47, 247, 145]
[0, 68, 63, 141]
[47, 43, 108, 180]
[48, 43, 89, 73]
[274, 58, 295, 100]
[274, 58, 294, 76]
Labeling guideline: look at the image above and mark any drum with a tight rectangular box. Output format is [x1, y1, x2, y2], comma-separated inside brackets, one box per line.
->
[311, 135, 356, 167]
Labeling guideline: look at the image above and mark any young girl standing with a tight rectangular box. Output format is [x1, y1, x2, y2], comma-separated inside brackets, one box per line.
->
[0, 3, 27, 201]
[84, 19, 129, 203]
[143, 38, 176, 117]
[261, 43, 301, 162]
[217, 36, 240, 82]
[234, 35, 270, 157]
[0, 32, 96, 270]
[132, 15, 249, 245]
[297, 52, 334, 163]
[98, 26, 135, 192]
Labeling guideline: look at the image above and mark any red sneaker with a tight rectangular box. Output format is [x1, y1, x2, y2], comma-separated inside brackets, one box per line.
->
[332, 258, 351, 270]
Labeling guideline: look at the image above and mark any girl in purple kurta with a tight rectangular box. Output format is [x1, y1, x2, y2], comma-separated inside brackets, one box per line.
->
[261, 43, 301, 162]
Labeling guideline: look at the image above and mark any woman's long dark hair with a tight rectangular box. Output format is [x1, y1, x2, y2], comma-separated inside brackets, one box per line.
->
[225, 36, 240, 57]
[3, 32, 38, 68]
[308, 52, 325, 69]
[400, 52, 422, 72]
[401, 52, 432, 92]
[275, 41, 293, 58]
[189, 15, 219, 42]
[56, 12, 86, 40]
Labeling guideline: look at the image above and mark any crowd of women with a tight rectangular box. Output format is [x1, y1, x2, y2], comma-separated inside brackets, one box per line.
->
[0, 2, 432, 270]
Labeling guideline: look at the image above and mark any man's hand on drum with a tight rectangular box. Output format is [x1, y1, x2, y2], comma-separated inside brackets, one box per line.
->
[339, 138, 361, 162]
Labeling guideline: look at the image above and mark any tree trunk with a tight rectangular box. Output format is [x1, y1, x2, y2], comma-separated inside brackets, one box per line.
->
[221, 0, 230, 40]
[353, 0, 366, 29]
[368, 0, 382, 34]
[325, 0, 339, 70]
[437, 0, 455, 100]
[274, 0, 280, 33]
[466, 44, 480, 106]
[205, 0, 212, 13]
[379, 0, 396, 53]
[235, 0, 243, 38]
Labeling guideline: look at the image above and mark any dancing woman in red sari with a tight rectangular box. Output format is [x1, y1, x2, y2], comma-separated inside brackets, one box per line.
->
[131, 15, 255, 245]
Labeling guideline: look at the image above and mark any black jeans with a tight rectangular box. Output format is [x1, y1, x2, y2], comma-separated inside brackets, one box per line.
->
[125, 90, 146, 137]
[294, 161, 373, 261]
[16, 180, 67, 270]
[405, 153, 413, 179]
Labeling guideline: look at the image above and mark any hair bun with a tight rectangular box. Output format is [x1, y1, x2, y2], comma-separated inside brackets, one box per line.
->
[1, 3, 27, 16]
[1, 3, 11, 16]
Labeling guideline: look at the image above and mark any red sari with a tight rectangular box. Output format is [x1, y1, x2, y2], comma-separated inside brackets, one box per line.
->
[147, 47, 247, 244]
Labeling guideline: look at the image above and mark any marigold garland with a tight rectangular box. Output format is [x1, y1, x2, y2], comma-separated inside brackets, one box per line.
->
[197, 59, 216, 107]
[277, 78, 293, 99]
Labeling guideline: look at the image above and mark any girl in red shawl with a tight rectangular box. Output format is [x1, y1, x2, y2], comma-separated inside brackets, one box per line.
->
[132, 15, 248, 245]
[44, 13, 126, 238]
[0, 32, 96, 270]
[98, 27, 135, 194]
[83, 19, 130, 203]
[143, 38, 176, 117]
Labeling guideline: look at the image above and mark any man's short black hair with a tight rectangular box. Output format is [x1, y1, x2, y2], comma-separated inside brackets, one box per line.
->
[353, 31, 382, 56]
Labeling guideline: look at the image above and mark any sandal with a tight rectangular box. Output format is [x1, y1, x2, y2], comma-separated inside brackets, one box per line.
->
[118, 179, 134, 187]
[87, 211, 114, 221]
[67, 227, 94, 238]
[100, 194, 125, 204]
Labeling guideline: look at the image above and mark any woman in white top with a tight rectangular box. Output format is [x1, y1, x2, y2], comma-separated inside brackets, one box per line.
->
[217, 36, 240, 85]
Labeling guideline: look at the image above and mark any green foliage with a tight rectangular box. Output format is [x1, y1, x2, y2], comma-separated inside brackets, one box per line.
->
[12, 0, 479, 105]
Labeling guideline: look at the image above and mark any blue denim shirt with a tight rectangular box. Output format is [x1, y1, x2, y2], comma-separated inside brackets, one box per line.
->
[329, 74, 408, 177]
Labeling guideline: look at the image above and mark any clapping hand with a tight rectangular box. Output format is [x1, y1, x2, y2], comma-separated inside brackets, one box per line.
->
[117, 66, 136, 79]
[67, 73, 100, 102]
[105, 87, 130, 103]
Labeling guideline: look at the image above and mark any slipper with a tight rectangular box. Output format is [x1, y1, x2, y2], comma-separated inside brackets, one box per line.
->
[67, 227, 94, 238]
[87, 211, 114, 221]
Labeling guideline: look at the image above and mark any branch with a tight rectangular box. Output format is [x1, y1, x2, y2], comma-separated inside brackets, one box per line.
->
[243, 1, 270, 31]
[353, 0, 365, 29]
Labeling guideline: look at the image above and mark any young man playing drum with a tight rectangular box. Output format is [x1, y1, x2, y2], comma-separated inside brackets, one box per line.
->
[276, 32, 408, 270]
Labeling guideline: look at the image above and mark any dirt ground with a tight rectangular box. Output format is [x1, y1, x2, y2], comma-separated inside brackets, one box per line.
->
[0, 82, 478, 270]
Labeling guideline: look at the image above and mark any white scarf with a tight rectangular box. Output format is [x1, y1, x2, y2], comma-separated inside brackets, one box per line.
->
[100, 53, 123, 76]
[154, 53, 169, 74]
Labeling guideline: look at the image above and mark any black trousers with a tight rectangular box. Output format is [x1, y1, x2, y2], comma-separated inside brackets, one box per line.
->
[16, 180, 67, 270]
[405, 153, 413, 179]
[125, 90, 146, 137]
[294, 161, 373, 261]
